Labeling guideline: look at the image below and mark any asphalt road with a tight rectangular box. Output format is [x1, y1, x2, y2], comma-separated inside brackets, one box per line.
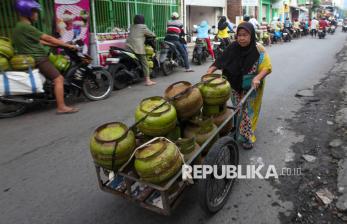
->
[1, 31, 346, 224]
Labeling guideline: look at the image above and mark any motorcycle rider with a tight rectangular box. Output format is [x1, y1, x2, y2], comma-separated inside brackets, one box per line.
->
[277, 18, 283, 30]
[196, 20, 215, 60]
[249, 15, 260, 30]
[319, 17, 328, 35]
[329, 17, 337, 33]
[283, 17, 293, 39]
[270, 17, 279, 31]
[293, 18, 301, 36]
[217, 16, 232, 47]
[310, 17, 319, 37]
[165, 12, 193, 72]
[12, 0, 78, 114]
[126, 15, 156, 86]
[243, 15, 250, 22]
[261, 17, 269, 27]
[249, 15, 261, 40]
[270, 17, 283, 42]
[260, 17, 271, 45]
[301, 19, 309, 35]
[330, 18, 337, 27]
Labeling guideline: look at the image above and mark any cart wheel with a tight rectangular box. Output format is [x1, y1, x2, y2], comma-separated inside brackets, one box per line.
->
[198, 136, 239, 214]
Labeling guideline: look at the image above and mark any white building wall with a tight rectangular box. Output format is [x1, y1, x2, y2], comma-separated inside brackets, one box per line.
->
[187, 6, 222, 28]
[333, 0, 344, 8]
[185, 0, 226, 7]
[183, 0, 227, 42]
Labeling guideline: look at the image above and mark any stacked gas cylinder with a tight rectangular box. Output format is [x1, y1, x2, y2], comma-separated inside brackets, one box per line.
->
[0, 37, 69, 73]
[199, 74, 233, 136]
[89, 74, 233, 185]
[0, 37, 35, 72]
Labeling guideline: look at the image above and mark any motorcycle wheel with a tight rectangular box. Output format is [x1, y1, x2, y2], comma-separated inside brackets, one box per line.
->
[203, 52, 208, 63]
[197, 54, 203, 65]
[82, 68, 113, 101]
[214, 49, 222, 60]
[0, 99, 27, 118]
[150, 64, 160, 79]
[108, 64, 129, 90]
[150, 58, 160, 79]
[161, 60, 174, 76]
[192, 51, 197, 64]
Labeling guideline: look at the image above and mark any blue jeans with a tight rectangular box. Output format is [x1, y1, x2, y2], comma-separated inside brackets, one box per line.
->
[171, 40, 190, 69]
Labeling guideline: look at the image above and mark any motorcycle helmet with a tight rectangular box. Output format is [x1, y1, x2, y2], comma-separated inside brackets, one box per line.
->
[15, 0, 41, 18]
[171, 12, 179, 20]
[243, 15, 250, 22]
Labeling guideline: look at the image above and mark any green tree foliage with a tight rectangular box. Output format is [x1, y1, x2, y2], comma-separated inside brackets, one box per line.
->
[312, 0, 321, 10]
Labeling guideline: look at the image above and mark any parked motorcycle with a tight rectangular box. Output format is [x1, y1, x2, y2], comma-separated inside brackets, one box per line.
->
[292, 28, 301, 38]
[192, 38, 209, 65]
[318, 27, 326, 39]
[328, 25, 336, 34]
[106, 37, 159, 90]
[342, 24, 347, 32]
[270, 29, 282, 44]
[213, 37, 230, 60]
[261, 30, 271, 46]
[282, 28, 291, 42]
[0, 43, 114, 118]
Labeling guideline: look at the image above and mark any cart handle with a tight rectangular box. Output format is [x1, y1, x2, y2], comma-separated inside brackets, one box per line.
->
[238, 86, 255, 110]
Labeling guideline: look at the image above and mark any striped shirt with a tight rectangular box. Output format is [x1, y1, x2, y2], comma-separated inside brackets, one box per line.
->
[166, 20, 183, 41]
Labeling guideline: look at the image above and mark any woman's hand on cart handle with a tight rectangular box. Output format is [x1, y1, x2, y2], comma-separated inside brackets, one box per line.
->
[252, 76, 261, 89]
[252, 69, 270, 89]
[207, 65, 218, 75]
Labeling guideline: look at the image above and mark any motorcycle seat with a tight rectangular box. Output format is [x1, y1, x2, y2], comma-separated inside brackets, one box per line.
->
[110, 46, 134, 53]
[164, 41, 176, 47]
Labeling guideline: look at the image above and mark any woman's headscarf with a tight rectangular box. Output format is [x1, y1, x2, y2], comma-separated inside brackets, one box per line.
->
[134, 15, 145, 25]
[218, 16, 228, 30]
[214, 22, 260, 92]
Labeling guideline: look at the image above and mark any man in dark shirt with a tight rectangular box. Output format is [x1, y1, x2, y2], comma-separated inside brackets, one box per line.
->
[13, 0, 78, 114]
[165, 12, 193, 72]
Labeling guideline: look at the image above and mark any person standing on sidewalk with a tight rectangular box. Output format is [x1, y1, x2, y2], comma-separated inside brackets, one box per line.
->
[126, 15, 156, 86]
[206, 22, 272, 149]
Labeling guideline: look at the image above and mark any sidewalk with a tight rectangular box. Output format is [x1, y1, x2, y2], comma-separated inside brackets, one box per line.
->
[335, 45, 347, 212]
[281, 43, 347, 223]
